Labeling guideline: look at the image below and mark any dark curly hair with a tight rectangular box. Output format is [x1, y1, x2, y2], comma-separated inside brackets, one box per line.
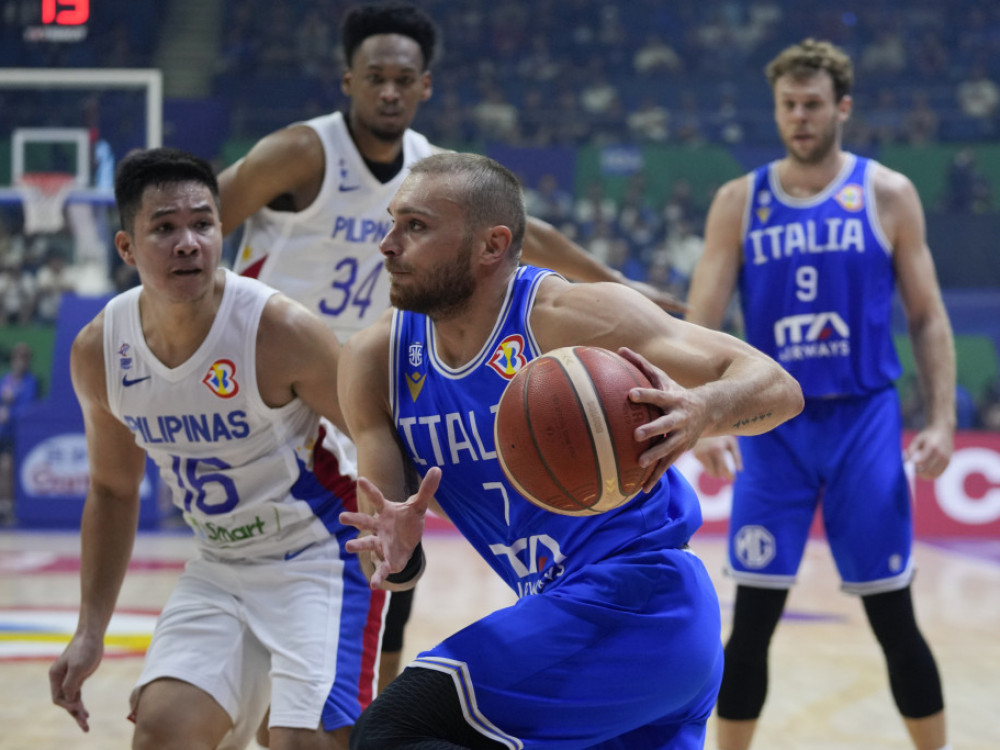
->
[340, 3, 440, 70]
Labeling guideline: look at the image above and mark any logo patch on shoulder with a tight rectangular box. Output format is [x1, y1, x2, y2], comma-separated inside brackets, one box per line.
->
[203, 359, 239, 398]
[487, 335, 528, 380]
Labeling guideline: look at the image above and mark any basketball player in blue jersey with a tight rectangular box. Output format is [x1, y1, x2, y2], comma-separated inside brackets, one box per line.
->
[48, 148, 380, 750]
[336, 152, 803, 749]
[685, 39, 956, 750]
[217, 3, 685, 721]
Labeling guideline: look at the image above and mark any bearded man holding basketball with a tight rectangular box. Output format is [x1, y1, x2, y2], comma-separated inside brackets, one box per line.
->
[337, 152, 803, 750]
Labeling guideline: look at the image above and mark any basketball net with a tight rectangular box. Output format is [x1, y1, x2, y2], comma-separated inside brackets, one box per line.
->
[15, 172, 76, 235]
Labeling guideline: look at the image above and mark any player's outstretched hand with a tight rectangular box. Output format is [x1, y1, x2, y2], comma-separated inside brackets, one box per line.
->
[618, 347, 709, 491]
[340, 467, 440, 588]
[49, 634, 103, 732]
[693, 435, 742, 481]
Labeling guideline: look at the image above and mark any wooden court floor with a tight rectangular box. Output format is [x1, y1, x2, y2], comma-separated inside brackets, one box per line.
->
[0, 528, 997, 749]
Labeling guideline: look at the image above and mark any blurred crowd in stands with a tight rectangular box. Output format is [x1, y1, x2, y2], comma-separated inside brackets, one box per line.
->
[3, 0, 999, 149]
[208, 0, 1000, 146]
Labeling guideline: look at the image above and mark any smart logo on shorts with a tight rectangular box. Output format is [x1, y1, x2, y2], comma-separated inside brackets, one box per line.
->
[487, 335, 528, 380]
[202, 359, 239, 398]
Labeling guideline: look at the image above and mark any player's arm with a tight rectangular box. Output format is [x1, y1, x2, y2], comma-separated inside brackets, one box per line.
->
[531, 277, 803, 477]
[217, 125, 325, 238]
[684, 175, 747, 329]
[878, 166, 956, 479]
[336, 315, 432, 589]
[671, 175, 750, 477]
[522, 215, 687, 313]
[256, 293, 348, 436]
[49, 314, 147, 732]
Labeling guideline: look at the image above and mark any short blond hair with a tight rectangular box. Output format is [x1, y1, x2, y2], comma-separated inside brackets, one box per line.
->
[409, 153, 526, 261]
[765, 38, 853, 102]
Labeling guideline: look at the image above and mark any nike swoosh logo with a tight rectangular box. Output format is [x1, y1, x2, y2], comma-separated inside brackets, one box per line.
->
[284, 543, 315, 561]
[122, 375, 152, 387]
[338, 184, 361, 192]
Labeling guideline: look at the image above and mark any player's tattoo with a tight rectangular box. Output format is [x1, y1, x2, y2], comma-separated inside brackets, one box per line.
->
[731, 412, 773, 429]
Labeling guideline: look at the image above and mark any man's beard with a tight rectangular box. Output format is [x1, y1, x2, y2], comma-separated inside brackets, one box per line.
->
[359, 112, 406, 143]
[369, 124, 405, 142]
[388, 240, 475, 318]
[784, 120, 839, 165]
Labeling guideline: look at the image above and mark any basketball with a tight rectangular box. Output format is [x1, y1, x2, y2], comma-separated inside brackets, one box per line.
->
[494, 346, 660, 516]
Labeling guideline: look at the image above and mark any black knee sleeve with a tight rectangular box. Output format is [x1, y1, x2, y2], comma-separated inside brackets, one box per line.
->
[716, 585, 789, 721]
[350, 667, 508, 750]
[381, 586, 415, 653]
[862, 586, 944, 719]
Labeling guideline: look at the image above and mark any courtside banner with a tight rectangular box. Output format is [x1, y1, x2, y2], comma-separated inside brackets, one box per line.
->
[678, 432, 1000, 539]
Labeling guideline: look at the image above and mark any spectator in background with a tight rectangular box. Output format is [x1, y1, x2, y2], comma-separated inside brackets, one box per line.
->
[663, 177, 697, 228]
[903, 90, 940, 145]
[867, 88, 904, 145]
[628, 96, 671, 143]
[579, 59, 621, 117]
[605, 236, 646, 282]
[517, 34, 562, 83]
[712, 84, 745, 144]
[256, 4, 299, 74]
[0, 260, 36, 326]
[858, 27, 907, 78]
[297, 7, 334, 80]
[957, 61, 1000, 132]
[0, 342, 39, 524]
[548, 86, 590, 145]
[427, 89, 469, 145]
[33, 252, 76, 325]
[942, 148, 994, 213]
[583, 218, 617, 265]
[633, 33, 683, 76]
[659, 218, 704, 296]
[673, 91, 706, 145]
[573, 179, 619, 230]
[523, 173, 574, 227]
[910, 31, 950, 81]
[618, 177, 663, 259]
[471, 81, 519, 144]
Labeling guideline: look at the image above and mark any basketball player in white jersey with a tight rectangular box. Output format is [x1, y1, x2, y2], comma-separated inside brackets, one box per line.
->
[49, 148, 377, 750]
[216, 3, 685, 712]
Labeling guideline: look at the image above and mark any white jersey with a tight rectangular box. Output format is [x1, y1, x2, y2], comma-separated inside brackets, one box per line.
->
[233, 111, 442, 343]
[103, 269, 337, 559]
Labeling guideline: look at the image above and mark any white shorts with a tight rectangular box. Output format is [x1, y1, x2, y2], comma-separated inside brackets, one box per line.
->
[131, 536, 385, 741]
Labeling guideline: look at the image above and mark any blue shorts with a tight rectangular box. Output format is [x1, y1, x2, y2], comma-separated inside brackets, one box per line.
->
[411, 546, 723, 749]
[727, 388, 914, 594]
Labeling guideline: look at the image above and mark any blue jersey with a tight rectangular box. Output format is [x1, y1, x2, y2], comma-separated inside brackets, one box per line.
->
[739, 154, 901, 398]
[390, 265, 702, 597]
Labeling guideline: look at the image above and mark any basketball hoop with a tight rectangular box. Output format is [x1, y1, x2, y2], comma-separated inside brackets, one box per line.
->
[15, 172, 77, 235]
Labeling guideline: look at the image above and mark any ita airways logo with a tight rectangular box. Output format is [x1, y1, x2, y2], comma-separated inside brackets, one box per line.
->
[487, 335, 528, 380]
[202, 359, 239, 398]
[835, 183, 864, 212]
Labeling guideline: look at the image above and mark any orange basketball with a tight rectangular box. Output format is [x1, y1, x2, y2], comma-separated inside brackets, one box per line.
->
[494, 346, 659, 516]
